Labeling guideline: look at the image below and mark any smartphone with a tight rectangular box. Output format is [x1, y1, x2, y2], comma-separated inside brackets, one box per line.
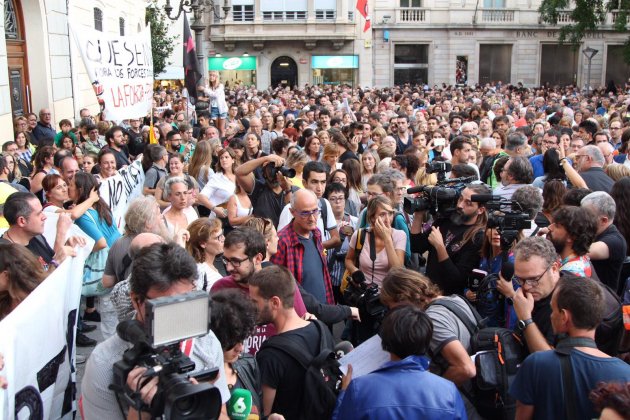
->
[434, 138, 446, 147]
[468, 269, 488, 293]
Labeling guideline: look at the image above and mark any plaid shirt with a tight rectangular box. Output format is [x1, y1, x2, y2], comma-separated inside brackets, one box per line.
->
[271, 222, 335, 305]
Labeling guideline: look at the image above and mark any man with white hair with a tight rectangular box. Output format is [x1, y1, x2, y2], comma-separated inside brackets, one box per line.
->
[597, 141, 615, 167]
[574, 145, 614, 193]
[581, 192, 627, 291]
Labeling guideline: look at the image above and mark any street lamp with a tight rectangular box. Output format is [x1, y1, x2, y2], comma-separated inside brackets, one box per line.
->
[164, 0, 232, 80]
[582, 46, 598, 96]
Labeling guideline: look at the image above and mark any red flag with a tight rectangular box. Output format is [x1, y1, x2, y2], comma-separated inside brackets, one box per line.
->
[356, 0, 371, 32]
[183, 16, 202, 103]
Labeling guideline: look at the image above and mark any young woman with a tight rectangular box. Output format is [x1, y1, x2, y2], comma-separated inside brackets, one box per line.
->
[69, 172, 121, 337]
[201, 71, 228, 136]
[186, 218, 226, 291]
[360, 149, 379, 191]
[82, 153, 98, 175]
[30, 146, 57, 203]
[272, 115, 286, 138]
[59, 133, 84, 166]
[341, 158, 363, 213]
[227, 183, 253, 227]
[305, 135, 322, 162]
[318, 130, 331, 147]
[323, 143, 341, 172]
[1, 153, 29, 192]
[286, 150, 308, 189]
[14, 130, 35, 165]
[97, 150, 118, 180]
[187, 140, 215, 192]
[198, 148, 237, 221]
[0, 244, 46, 321]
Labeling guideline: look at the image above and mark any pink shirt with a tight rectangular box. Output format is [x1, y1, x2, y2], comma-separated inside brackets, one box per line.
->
[350, 228, 407, 288]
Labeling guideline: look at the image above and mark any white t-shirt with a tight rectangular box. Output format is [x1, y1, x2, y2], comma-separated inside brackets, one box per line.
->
[200, 172, 235, 207]
[277, 197, 337, 240]
[196, 262, 223, 292]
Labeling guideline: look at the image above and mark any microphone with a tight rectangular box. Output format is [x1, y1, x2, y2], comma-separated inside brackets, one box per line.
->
[500, 262, 514, 283]
[406, 185, 426, 195]
[116, 319, 151, 346]
[228, 388, 254, 420]
[334, 341, 354, 359]
[470, 194, 496, 203]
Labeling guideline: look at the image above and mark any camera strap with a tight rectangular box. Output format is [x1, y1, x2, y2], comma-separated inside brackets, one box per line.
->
[369, 230, 377, 284]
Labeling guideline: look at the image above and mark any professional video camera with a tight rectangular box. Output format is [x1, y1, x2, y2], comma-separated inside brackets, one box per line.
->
[403, 174, 476, 218]
[111, 291, 222, 420]
[470, 194, 531, 247]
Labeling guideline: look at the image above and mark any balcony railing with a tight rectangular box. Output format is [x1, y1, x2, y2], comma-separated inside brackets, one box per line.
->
[262, 11, 307, 21]
[232, 10, 254, 22]
[481, 9, 514, 23]
[315, 9, 336, 20]
[398, 7, 427, 23]
[556, 10, 574, 24]
[611, 10, 629, 24]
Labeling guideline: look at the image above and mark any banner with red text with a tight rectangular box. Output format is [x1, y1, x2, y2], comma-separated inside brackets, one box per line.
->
[70, 25, 153, 121]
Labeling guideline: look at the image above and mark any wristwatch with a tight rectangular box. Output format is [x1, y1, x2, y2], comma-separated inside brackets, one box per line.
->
[517, 318, 534, 332]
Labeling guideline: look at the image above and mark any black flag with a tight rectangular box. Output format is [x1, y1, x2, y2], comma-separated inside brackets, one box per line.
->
[183, 16, 201, 104]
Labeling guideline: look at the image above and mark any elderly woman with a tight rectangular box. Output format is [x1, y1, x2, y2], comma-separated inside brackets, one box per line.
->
[162, 176, 198, 234]
[0, 244, 47, 320]
[186, 218, 226, 291]
[155, 153, 199, 209]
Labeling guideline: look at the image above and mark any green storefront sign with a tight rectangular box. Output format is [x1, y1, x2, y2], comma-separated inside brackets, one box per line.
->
[208, 56, 257, 71]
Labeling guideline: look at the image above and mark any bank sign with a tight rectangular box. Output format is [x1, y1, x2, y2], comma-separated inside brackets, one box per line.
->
[208, 56, 257, 71]
[312, 55, 359, 69]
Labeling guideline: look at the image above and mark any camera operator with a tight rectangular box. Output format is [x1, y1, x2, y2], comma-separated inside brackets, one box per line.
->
[410, 183, 491, 295]
[81, 242, 230, 420]
[234, 154, 296, 227]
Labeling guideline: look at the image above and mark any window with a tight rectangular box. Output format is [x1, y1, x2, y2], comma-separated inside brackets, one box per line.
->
[119, 17, 125, 35]
[483, 0, 506, 8]
[315, 10, 336, 20]
[233, 5, 254, 21]
[394, 45, 429, 85]
[94, 7, 103, 32]
[400, 0, 422, 7]
[261, 0, 307, 20]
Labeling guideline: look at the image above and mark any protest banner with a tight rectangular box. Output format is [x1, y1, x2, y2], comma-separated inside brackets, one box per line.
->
[70, 25, 153, 121]
[99, 159, 145, 233]
[0, 216, 93, 420]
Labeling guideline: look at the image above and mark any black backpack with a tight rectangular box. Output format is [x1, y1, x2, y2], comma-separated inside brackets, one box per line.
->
[429, 297, 526, 420]
[261, 320, 343, 420]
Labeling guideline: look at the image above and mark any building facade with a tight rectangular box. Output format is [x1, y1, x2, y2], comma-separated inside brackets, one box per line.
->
[206, 0, 629, 90]
[1, 0, 146, 139]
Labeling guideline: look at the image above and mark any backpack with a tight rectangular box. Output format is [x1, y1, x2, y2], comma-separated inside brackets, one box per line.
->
[261, 320, 343, 420]
[428, 297, 526, 420]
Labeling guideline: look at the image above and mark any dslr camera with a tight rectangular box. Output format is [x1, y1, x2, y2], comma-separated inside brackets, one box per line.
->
[267, 165, 296, 179]
[111, 291, 222, 420]
[343, 270, 387, 342]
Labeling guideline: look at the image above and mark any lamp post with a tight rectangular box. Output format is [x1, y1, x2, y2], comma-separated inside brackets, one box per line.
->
[582, 46, 598, 96]
[164, 0, 231, 81]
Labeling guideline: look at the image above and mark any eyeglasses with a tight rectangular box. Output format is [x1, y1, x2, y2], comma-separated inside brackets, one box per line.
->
[213, 233, 225, 241]
[294, 208, 320, 218]
[328, 196, 345, 203]
[610, 127, 622, 130]
[222, 256, 250, 268]
[512, 264, 552, 287]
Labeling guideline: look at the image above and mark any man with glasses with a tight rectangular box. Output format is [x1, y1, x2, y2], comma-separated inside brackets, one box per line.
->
[574, 145, 614, 193]
[608, 120, 623, 149]
[31, 108, 56, 146]
[529, 129, 560, 178]
[272, 189, 335, 305]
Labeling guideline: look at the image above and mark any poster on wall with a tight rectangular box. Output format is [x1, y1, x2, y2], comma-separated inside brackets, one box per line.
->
[456, 56, 468, 86]
[70, 25, 153, 121]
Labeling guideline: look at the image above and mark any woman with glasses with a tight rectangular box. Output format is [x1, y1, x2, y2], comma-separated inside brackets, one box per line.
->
[186, 218, 226, 291]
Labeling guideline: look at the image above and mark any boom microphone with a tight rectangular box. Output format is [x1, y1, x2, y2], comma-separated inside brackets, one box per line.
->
[470, 194, 496, 203]
[116, 319, 151, 346]
[406, 185, 426, 195]
[500, 262, 515, 284]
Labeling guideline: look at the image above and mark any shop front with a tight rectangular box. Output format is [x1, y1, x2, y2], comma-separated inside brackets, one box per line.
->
[311, 55, 358, 86]
[208, 56, 257, 87]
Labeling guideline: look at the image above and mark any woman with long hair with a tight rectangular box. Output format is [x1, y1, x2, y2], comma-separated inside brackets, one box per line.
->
[200, 70, 228, 136]
[305, 135, 322, 162]
[360, 149, 379, 191]
[186, 218, 226, 291]
[198, 148, 237, 221]
[42, 174, 99, 219]
[272, 115, 285, 139]
[69, 172, 121, 337]
[187, 140, 215, 192]
[341, 158, 363, 213]
[611, 177, 630, 257]
[532, 148, 567, 189]
[1, 152, 29, 192]
[0, 243, 47, 320]
[97, 150, 118, 180]
[14, 130, 35, 165]
[286, 150, 308, 189]
[227, 183, 253, 227]
[491, 130, 507, 150]
[538, 179, 567, 227]
[30, 146, 57, 203]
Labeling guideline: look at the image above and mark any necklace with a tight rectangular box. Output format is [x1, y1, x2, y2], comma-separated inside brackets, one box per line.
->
[3, 231, 15, 243]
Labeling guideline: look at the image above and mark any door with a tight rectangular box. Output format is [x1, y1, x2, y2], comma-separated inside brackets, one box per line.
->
[540, 44, 578, 87]
[4, 0, 31, 116]
[271, 56, 297, 88]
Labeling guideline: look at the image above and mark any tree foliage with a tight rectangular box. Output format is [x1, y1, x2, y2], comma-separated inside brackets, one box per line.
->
[145, 2, 178, 76]
[538, 0, 630, 63]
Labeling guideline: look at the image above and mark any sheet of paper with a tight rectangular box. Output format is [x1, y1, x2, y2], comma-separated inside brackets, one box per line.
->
[338, 335, 391, 378]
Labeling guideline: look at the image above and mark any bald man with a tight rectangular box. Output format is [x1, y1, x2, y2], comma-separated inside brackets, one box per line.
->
[271, 189, 335, 304]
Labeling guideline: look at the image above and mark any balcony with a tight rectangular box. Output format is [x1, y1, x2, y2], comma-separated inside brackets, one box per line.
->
[556, 10, 575, 24]
[396, 7, 428, 23]
[261, 11, 307, 21]
[481, 9, 515, 23]
[611, 10, 629, 25]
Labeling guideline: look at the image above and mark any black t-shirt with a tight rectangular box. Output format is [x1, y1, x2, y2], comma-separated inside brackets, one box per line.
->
[591, 224, 627, 291]
[249, 180, 294, 228]
[0, 235, 55, 271]
[338, 150, 359, 164]
[256, 322, 322, 419]
[530, 292, 554, 351]
[105, 146, 131, 169]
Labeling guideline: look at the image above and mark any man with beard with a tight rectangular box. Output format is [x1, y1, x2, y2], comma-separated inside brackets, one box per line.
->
[410, 183, 490, 295]
[235, 154, 297, 227]
[250, 265, 336, 419]
[210, 227, 308, 355]
[545, 205, 597, 278]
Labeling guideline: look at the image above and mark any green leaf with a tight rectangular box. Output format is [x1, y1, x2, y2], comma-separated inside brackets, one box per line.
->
[145, 1, 178, 77]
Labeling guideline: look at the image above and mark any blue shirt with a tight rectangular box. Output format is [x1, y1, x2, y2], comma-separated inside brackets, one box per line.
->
[529, 154, 545, 179]
[298, 234, 326, 304]
[334, 355, 466, 420]
[75, 208, 121, 247]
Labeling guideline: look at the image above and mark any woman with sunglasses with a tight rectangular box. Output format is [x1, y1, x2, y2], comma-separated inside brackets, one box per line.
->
[186, 218, 226, 291]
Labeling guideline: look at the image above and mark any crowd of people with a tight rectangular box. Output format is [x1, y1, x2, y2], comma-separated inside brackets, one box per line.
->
[2, 77, 630, 419]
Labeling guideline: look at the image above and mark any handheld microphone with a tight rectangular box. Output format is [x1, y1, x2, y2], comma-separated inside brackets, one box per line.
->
[500, 262, 514, 283]
[334, 341, 354, 359]
[228, 388, 254, 420]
